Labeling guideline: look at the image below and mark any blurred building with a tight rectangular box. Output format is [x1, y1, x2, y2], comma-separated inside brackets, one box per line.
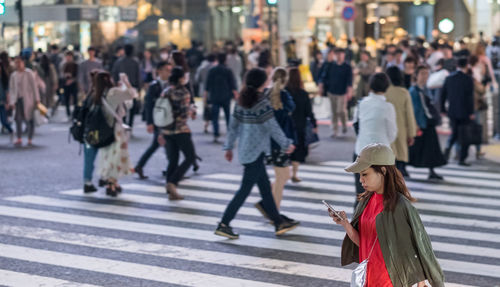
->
[0, 0, 138, 55]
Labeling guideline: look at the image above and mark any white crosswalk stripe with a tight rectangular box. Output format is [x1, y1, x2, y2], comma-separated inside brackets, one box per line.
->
[0, 162, 498, 286]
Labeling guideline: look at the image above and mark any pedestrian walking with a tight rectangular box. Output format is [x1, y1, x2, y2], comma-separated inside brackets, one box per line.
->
[215, 68, 299, 239]
[384, 66, 418, 177]
[62, 51, 79, 118]
[196, 53, 217, 134]
[352, 73, 397, 206]
[160, 67, 197, 200]
[332, 143, 444, 287]
[112, 44, 142, 131]
[468, 55, 488, 159]
[261, 67, 296, 213]
[319, 48, 353, 137]
[441, 57, 475, 166]
[226, 45, 243, 91]
[402, 56, 416, 89]
[408, 65, 446, 180]
[204, 52, 238, 143]
[355, 51, 376, 100]
[0, 60, 14, 139]
[78, 46, 103, 95]
[285, 67, 317, 183]
[96, 72, 137, 196]
[134, 61, 171, 179]
[9, 57, 40, 147]
[34, 54, 58, 110]
[309, 51, 324, 85]
[140, 49, 157, 87]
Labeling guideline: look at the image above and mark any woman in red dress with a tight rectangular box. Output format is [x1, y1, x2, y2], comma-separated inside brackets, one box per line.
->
[329, 143, 444, 287]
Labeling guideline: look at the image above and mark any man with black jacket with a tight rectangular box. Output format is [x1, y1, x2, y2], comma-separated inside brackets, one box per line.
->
[134, 61, 171, 179]
[204, 52, 238, 143]
[441, 57, 475, 166]
[112, 44, 142, 130]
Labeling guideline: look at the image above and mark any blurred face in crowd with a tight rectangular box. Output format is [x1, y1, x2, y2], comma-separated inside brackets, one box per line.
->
[327, 50, 335, 62]
[157, 63, 172, 81]
[65, 54, 74, 63]
[116, 49, 124, 57]
[404, 61, 415, 73]
[336, 52, 345, 63]
[361, 52, 370, 62]
[315, 52, 323, 62]
[442, 47, 453, 58]
[144, 50, 152, 60]
[88, 49, 96, 59]
[416, 67, 429, 86]
[14, 58, 25, 71]
[359, 167, 385, 194]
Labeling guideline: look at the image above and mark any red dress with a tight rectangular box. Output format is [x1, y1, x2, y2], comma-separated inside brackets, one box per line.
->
[359, 192, 393, 287]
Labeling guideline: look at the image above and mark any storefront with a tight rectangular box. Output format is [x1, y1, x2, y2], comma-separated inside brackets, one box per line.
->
[0, 1, 137, 55]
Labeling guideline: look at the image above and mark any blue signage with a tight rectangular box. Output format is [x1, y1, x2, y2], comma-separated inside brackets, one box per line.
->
[342, 6, 355, 21]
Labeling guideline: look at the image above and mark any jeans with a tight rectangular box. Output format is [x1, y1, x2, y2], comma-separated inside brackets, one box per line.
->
[0, 105, 13, 133]
[136, 129, 160, 168]
[83, 144, 99, 183]
[221, 154, 283, 226]
[446, 118, 471, 163]
[212, 101, 231, 137]
[64, 81, 78, 117]
[165, 133, 196, 185]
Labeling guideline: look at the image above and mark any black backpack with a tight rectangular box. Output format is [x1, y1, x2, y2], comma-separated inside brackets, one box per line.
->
[69, 97, 90, 143]
[83, 100, 115, 148]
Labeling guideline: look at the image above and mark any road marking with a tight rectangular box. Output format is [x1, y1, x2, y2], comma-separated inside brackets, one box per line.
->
[0, 269, 101, 287]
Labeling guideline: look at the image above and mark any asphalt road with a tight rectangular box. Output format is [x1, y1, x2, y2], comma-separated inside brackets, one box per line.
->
[0, 106, 499, 286]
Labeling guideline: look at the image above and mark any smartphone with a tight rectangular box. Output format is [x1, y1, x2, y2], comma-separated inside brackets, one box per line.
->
[322, 200, 342, 219]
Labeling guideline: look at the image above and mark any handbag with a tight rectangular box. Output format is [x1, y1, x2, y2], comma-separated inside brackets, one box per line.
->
[351, 237, 378, 287]
[458, 121, 482, 146]
[34, 109, 48, 126]
[305, 119, 319, 146]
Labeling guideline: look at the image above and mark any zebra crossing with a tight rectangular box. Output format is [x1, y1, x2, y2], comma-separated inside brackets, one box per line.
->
[0, 161, 499, 286]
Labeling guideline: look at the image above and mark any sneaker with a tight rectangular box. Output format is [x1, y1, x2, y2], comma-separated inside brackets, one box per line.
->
[281, 214, 299, 225]
[98, 179, 108, 187]
[275, 220, 300, 236]
[254, 202, 270, 220]
[215, 223, 239, 239]
[458, 161, 471, 167]
[428, 173, 444, 181]
[83, 184, 98, 193]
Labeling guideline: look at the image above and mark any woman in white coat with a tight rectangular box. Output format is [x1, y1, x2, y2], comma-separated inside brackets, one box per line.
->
[352, 73, 397, 208]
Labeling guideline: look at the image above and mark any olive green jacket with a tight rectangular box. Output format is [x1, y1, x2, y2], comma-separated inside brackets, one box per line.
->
[341, 193, 445, 287]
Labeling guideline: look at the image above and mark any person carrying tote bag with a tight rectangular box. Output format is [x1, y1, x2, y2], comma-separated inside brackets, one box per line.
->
[329, 143, 445, 287]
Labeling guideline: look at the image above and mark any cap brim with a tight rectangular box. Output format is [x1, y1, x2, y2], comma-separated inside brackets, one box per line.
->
[344, 160, 372, 173]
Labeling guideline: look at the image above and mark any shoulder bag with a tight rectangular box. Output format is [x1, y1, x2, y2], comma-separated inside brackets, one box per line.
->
[351, 237, 378, 287]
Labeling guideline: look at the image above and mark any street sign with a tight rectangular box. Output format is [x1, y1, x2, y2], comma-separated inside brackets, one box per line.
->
[342, 6, 355, 21]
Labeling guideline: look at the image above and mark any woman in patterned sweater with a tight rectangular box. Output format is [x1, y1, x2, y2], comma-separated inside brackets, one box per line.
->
[215, 68, 299, 239]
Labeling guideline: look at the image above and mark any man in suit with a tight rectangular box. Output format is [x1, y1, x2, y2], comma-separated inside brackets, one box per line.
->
[134, 61, 171, 179]
[441, 57, 475, 166]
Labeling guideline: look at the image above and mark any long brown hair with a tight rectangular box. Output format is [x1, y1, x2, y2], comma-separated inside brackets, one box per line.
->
[285, 67, 303, 92]
[92, 71, 114, 104]
[269, 67, 287, 110]
[358, 165, 416, 212]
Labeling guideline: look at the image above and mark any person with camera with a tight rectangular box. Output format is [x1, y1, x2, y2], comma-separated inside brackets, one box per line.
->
[330, 143, 444, 287]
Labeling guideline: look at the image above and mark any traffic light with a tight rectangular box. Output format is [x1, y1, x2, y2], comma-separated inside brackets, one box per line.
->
[267, 0, 277, 6]
[0, 0, 5, 15]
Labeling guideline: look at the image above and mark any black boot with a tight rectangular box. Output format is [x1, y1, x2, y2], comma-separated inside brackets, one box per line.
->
[83, 184, 98, 193]
[135, 166, 148, 180]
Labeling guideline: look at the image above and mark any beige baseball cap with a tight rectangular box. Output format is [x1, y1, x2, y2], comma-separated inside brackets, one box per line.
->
[345, 143, 396, 173]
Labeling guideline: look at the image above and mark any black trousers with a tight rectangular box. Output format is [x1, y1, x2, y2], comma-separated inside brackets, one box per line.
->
[353, 153, 364, 209]
[136, 129, 161, 169]
[164, 133, 196, 185]
[221, 153, 283, 226]
[446, 118, 471, 162]
[127, 99, 139, 128]
[64, 81, 78, 116]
